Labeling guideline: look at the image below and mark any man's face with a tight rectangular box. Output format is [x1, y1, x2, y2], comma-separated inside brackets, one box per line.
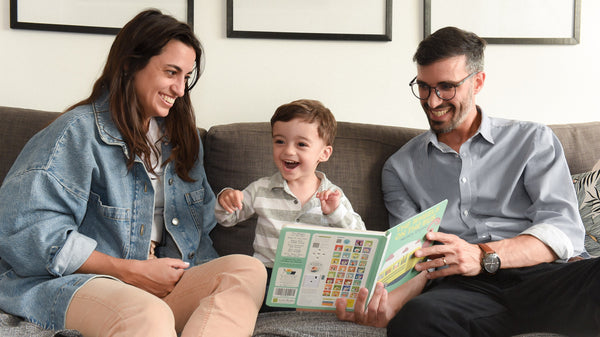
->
[416, 55, 479, 134]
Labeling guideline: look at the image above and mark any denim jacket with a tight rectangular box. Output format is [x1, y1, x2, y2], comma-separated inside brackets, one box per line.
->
[0, 93, 219, 329]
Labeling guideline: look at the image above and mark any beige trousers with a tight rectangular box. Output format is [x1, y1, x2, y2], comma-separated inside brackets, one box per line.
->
[65, 254, 266, 337]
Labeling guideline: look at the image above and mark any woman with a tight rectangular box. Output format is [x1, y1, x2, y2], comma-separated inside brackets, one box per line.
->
[0, 10, 266, 337]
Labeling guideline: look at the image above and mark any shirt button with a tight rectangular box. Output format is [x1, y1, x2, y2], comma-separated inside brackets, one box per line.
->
[461, 177, 467, 183]
[463, 210, 469, 216]
[171, 218, 180, 226]
[293, 200, 298, 204]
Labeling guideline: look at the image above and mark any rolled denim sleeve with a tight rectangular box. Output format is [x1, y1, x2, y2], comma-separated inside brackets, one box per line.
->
[48, 231, 97, 276]
[0, 170, 95, 277]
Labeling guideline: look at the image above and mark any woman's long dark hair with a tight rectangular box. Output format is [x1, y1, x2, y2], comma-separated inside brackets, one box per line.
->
[69, 9, 203, 182]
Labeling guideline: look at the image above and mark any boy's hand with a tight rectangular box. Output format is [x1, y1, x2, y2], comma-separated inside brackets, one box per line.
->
[218, 189, 244, 213]
[317, 189, 341, 215]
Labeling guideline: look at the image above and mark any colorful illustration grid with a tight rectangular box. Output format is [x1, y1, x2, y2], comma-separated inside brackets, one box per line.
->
[322, 237, 374, 300]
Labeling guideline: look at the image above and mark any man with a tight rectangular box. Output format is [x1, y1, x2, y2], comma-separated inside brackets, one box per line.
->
[335, 26, 599, 336]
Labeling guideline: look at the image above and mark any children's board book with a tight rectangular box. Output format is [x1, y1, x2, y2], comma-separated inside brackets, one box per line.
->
[266, 199, 447, 311]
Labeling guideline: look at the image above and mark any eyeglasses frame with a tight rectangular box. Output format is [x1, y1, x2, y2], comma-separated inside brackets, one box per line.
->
[409, 72, 477, 101]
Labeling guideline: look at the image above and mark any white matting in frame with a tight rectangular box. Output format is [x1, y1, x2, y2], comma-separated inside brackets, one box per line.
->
[227, 0, 392, 41]
[11, 0, 191, 35]
[424, 0, 581, 45]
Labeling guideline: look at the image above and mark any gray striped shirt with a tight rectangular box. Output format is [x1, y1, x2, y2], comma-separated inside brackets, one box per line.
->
[215, 171, 366, 267]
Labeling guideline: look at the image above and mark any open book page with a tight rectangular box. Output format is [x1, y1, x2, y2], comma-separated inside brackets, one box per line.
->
[267, 226, 387, 310]
[266, 200, 447, 311]
[374, 199, 448, 293]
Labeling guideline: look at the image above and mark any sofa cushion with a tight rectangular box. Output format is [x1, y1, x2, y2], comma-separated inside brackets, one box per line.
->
[572, 168, 600, 256]
[253, 311, 385, 337]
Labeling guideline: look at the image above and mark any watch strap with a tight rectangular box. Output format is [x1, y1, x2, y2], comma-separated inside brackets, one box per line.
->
[478, 243, 495, 254]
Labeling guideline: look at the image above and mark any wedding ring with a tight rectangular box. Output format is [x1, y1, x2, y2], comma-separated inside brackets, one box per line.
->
[442, 257, 447, 266]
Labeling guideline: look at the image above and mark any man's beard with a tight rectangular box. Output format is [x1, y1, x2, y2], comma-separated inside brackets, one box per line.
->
[426, 88, 474, 134]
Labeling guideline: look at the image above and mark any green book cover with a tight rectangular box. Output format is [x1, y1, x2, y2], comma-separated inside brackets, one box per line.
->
[266, 199, 447, 310]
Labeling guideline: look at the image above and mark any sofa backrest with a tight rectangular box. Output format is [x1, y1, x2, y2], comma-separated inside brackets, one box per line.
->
[548, 122, 600, 175]
[0, 107, 61, 185]
[1, 105, 600, 257]
[204, 120, 600, 255]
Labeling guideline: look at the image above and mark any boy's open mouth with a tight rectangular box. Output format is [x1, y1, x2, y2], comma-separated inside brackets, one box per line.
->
[284, 160, 299, 170]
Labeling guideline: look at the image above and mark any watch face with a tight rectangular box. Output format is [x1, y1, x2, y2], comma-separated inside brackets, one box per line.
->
[483, 253, 500, 273]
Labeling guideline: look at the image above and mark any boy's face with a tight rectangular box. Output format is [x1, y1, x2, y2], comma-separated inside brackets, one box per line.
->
[272, 118, 332, 185]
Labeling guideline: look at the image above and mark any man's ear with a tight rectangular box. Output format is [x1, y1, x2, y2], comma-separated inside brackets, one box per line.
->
[473, 71, 486, 95]
[319, 145, 333, 163]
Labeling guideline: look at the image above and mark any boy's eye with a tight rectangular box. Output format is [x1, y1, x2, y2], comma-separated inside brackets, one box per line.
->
[274, 139, 284, 144]
[298, 142, 308, 147]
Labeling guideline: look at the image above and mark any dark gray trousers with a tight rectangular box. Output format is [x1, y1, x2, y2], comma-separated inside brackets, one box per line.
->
[388, 258, 600, 337]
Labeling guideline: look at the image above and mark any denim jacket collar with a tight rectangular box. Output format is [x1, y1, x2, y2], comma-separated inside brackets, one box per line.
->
[92, 92, 131, 158]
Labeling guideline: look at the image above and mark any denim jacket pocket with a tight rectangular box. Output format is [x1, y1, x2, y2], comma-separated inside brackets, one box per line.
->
[185, 188, 207, 229]
[85, 192, 132, 257]
[89, 192, 130, 220]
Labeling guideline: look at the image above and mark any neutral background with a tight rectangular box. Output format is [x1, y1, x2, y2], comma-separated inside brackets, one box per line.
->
[1, 1, 598, 130]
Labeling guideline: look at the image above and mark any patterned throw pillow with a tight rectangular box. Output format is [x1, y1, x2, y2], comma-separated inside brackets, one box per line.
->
[572, 169, 600, 256]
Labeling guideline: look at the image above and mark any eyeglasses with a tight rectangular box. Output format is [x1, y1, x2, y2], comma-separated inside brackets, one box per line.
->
[409, 72, 477, 101]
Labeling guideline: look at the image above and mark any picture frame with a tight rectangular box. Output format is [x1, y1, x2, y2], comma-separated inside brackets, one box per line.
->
[424, 0, 581, 45]
[227, 0, 393, 41]
[9, 0, 194, 35]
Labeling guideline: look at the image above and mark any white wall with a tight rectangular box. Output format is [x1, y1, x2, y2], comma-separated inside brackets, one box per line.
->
[1, 1, 599, 130]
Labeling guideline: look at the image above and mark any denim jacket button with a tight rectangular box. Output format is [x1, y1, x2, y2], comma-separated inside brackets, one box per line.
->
[171, 218, 179, 226]
[168, 178, 174, 185]
[188, 252, 195, 259]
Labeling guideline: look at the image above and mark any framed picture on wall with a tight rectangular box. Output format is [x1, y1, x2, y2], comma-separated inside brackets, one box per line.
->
[227, 0, 393, 41]
[10, 0, 194, 35]
[424, 0, 581, 44]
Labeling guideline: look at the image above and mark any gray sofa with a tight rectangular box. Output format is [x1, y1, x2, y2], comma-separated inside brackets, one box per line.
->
[1, 105, 599, 337]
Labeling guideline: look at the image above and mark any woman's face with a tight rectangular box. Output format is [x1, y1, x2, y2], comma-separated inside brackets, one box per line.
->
[133, 39, 196, 125]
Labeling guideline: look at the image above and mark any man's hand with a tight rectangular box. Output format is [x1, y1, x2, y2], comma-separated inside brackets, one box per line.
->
[335, 272, 429, 327]
[335, 282, 393, 328]
[218, 189, 244, 213]
[317, 189, 341, 215]
[414, 231, 482, 279]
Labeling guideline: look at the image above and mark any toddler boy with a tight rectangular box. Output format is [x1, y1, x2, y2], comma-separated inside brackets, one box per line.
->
[215, 99, 365, 311]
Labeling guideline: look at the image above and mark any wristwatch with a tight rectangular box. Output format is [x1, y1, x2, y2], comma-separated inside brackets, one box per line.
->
[478, 243, 501, 274]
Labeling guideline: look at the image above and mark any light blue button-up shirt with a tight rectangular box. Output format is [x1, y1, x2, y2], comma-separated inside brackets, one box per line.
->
[382, 109, 586, 261]
[0, 93, 218, 329]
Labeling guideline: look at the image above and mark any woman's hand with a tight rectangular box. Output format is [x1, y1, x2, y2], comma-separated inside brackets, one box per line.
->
[121, 258, 188, 297]
[76, 251, 188, 297]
